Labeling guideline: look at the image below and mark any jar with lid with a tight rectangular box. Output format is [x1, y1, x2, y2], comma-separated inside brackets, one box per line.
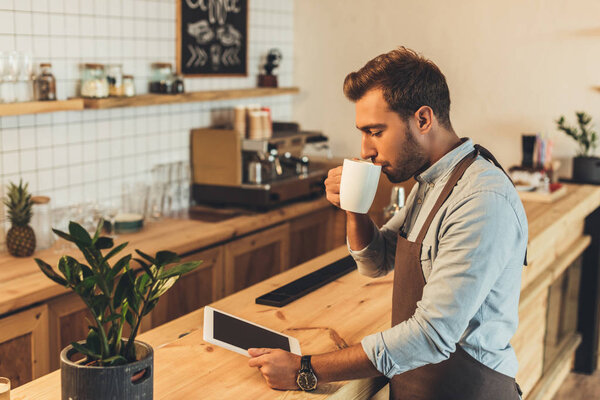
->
[106, 64, 123, 97]
[31, 196, 54, 250]
[149, 63, 174, 94]
[35, 63, 56, 101]
[123, 75, 135, 97]
[80, 63, 109, 98]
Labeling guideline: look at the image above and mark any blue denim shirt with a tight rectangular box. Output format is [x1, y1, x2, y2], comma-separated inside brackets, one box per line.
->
[350, 139, 528, 379]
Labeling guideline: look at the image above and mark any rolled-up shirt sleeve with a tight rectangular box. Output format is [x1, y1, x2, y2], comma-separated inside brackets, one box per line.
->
[348, 187, 416, 277]
[360, 190, 527, 378]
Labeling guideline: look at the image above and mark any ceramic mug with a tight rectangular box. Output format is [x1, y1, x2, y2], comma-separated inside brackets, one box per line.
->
[339, 159, 381, 214]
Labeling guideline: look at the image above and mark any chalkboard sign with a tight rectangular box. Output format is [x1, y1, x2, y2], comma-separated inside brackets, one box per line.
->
[177, 0, 248, 76]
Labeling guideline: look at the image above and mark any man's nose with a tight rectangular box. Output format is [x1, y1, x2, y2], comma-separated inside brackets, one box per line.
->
[360, 135, 376, 161]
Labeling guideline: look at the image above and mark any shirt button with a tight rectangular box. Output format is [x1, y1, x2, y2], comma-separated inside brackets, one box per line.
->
[429, 183, 435, 189]
[417, 198, 423, 204]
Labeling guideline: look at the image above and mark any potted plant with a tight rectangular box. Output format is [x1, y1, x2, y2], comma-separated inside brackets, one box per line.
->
[35, 220, 201, 400]
[556, 111, 600, 183]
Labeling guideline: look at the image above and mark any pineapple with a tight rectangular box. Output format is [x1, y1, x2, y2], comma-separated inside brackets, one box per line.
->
[4, 180, 36, 257]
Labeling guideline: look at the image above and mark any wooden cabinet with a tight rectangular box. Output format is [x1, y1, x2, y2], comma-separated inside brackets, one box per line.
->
[224, 223, 290, 295]
[0, 304, 49, 388]
[148, 246, 224, 329]
[289, 209, 333, 268]
[48, 294, 94, 371]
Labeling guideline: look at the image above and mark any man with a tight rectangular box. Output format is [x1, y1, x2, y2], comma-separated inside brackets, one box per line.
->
[248, 47, 527, 400]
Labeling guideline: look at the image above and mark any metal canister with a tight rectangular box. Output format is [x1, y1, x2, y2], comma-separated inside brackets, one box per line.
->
[247, 161, 263, 184]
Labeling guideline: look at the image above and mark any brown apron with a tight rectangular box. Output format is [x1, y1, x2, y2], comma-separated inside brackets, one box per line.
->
[389, 145, 522, 400]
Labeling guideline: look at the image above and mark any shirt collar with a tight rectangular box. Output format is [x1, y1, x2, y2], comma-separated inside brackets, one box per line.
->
[416, 138, 474, 185]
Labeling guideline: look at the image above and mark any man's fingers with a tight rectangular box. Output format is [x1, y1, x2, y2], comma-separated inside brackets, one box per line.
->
[248, 347, 271, 357]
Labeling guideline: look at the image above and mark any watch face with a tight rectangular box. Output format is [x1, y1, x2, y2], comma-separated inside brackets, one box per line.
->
[297, 371, 317, 391]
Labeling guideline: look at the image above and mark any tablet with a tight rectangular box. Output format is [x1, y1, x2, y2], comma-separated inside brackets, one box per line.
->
[203, 306, 302, 357]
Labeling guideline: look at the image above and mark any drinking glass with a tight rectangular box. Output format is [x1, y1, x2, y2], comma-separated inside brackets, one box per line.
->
[179, 161, 191, 212]
[0, 51, 6, 103]
[4, 51, 19, 103]
[102, 198, 120, 237]
[16, 52, 34, 102]
[0, 377, 10, 400]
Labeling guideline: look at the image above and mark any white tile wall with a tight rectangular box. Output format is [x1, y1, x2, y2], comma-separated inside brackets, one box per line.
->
[0, 0, 295, 218]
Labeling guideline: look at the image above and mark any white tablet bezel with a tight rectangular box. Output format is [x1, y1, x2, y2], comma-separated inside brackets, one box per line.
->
[203, 306, 302, 357]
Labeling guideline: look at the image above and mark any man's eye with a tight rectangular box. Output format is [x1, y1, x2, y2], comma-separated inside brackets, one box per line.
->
[370, 131, 382, 137]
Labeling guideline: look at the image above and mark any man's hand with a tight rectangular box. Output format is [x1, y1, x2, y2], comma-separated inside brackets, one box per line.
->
[248, 348, 301, 390]
[325, 166, 343, 208]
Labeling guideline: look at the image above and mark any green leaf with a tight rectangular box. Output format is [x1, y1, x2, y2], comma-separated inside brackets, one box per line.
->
[157, 261, 202, 280]
[59, 256, 83, 284]
[110, 255, 132, 280]
[69, 221, 92, 245]
[135, 258, 156, 281]
[103, 355, 128, 366]
[114, 273, 132, 309]
[125, 308, 136, 327]
[52, 228, 75, 243]
[142, 298, 159, 316]
[135, 249, 155, 265]
[103, 242, 129, 263]
[86, 328, 102, 356]
[135, 274, 150, 296]
[149, 276, 178, 301]
[71, 341, 100, 359]
[104, 313, 123, 324]
[95, 236, 114, 250]
[92, 219, 104, 242]
[34, 258, 68, 286]
[155, 251, 180, 266]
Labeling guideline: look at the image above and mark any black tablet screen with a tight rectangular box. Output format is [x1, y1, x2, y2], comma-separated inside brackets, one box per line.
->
[213, 310, 290, 352]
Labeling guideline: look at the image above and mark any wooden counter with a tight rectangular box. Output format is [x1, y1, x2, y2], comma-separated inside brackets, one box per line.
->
[9, 183, 600, 399]
[0, 196, 335, 317]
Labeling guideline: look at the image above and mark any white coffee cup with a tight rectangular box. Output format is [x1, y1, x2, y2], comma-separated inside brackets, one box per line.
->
[339, 159, 381, 214]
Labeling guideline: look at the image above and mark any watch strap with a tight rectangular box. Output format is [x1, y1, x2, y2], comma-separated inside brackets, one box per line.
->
[300, 355, 312, 372]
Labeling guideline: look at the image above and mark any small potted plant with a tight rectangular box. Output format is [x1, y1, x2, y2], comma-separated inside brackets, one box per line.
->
[35, 220, 201, 400]
[556, 111, 600, 183]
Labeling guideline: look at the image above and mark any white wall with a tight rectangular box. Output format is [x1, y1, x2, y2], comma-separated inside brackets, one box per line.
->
[293, 0, 600, 173]
[0, 0, 294, 209]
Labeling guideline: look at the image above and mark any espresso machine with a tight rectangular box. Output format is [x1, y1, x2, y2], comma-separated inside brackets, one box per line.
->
[191, 122, 330, 209]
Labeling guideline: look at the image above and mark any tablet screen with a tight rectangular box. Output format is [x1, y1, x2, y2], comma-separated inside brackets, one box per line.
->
[213, 310, 290, 352]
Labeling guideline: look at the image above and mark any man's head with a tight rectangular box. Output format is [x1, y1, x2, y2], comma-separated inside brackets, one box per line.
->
[343, 47, 454, 183]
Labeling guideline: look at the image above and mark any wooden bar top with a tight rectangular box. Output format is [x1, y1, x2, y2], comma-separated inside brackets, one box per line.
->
[12, 247, 390, 399]
[9, 183, 600, 399]
[0, 196, 334, 316]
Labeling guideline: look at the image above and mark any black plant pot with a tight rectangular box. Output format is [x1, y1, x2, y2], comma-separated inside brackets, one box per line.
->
[61, 340, 153, 400]
[572, 156, 600, 184]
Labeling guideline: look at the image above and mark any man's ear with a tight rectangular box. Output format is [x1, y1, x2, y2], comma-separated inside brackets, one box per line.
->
[414, 106, 434, 132]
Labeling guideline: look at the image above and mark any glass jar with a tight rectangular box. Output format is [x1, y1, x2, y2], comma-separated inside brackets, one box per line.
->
[31, 196, 54, 250]
[35, 63, 57, 101]
[149, 62, 173, 94]
[123, 75, 135, 97]
[171, 73, 184, 94]
[80, 63, 109, 98]
[106, 64, 123, 97]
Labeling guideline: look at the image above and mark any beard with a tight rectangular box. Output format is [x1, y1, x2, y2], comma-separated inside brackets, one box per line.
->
[382, 129, 428, 183]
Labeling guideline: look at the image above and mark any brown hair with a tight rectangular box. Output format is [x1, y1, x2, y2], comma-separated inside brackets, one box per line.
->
[343, 47, 452, 129]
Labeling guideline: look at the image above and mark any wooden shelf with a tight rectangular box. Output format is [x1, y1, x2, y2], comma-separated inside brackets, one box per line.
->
[83, 87, 300, 110]
[0, 87, 299, 116]
[0, 98, 84, 117]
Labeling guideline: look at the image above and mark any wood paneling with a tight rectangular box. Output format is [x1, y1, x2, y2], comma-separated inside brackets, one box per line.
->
[224, 223, 290, 295]
[289, 209, 332, 268]
[149, 247, 223, 328]
[0, 304, 49, 388]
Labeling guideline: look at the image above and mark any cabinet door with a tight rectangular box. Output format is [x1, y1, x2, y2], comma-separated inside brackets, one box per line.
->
[224, 223, 290, 295]
[0, 304, 49, 388]
[48, 293, 136, 371]
[289, 209, 332, 268]
[148, 246, 224, 329]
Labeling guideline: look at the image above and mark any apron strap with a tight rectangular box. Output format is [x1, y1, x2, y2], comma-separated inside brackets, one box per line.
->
[474, 144, 514, 185]
[415, 148, 479, 244]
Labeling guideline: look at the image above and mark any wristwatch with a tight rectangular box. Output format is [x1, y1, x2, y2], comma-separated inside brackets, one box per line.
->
[296, 355, 317, 391]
